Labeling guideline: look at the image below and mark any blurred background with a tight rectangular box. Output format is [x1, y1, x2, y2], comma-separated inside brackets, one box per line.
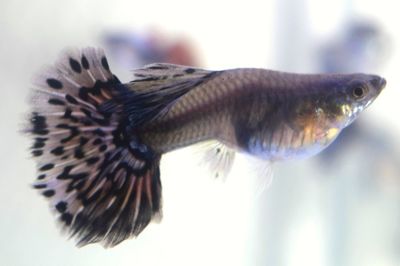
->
[1, 0, 399, 265]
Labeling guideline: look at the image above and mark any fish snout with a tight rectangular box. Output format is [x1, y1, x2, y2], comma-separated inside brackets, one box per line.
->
[370, 76, 386, 92]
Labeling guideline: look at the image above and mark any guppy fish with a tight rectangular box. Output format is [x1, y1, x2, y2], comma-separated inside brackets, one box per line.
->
[26, 47, 386, 247]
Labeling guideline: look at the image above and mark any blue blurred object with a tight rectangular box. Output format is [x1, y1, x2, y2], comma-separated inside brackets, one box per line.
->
[319, 20, 388, 73]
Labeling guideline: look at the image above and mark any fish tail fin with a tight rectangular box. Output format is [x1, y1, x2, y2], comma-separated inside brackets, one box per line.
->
[27, 47, 167, 247]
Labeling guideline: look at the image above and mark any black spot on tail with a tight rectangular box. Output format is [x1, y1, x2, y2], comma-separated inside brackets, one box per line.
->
[56, 124, 80, 143]
[56, 165, 74, 180]
[81, 55, 89, 69]
[66, 94, 79, 105]
[37, 174, 46, 180]
[147, 65, 170, 70]
[69, 58, 82, 73]
[51, 146, 65, 156]
[31, 113, 48, 136]
[48, 98, 65, 106]
[32, 150, 43, 157]
[56, 201, 68, 213]
[43, 190, 55, 197]
[32, 139, 45, 149]
[74, 147, 85, 159]
[46, 78, 63, 89]
[79, 137, 89, 146]
[101, 57, 110, 71]
[40, 163, 54, 171]
[184, 68, 195, 74]
[98, 144, 107, 152]
[93, 138, 103, 145]
[33, 183, 47, 189]
[86, 157, 100, 165]
[61, 212, 73, 225]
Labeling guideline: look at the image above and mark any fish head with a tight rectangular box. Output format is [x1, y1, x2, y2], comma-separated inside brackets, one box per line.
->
[285, 73, 386, 157]
[321, 73, 386, 129]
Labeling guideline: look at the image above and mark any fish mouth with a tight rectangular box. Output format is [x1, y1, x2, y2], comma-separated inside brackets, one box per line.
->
[377, 77, 387, 91]
[371, 76, 386, 92]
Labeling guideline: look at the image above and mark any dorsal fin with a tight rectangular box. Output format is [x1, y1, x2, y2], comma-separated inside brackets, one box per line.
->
[128, 63, 214, 92]
[116, 63, 217, 127]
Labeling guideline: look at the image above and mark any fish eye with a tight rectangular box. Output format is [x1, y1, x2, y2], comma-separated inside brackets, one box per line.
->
[352, 86, 366, 99]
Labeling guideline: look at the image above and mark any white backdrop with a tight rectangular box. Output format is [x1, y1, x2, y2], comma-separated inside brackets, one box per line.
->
[1, 0, 399, 265]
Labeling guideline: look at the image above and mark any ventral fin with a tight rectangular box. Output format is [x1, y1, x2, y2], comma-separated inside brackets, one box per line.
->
[196, 141, 236, 180]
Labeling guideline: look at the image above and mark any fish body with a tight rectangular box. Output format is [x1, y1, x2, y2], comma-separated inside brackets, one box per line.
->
[140, 68, 384, 159]
[26, 47, 385, 247]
